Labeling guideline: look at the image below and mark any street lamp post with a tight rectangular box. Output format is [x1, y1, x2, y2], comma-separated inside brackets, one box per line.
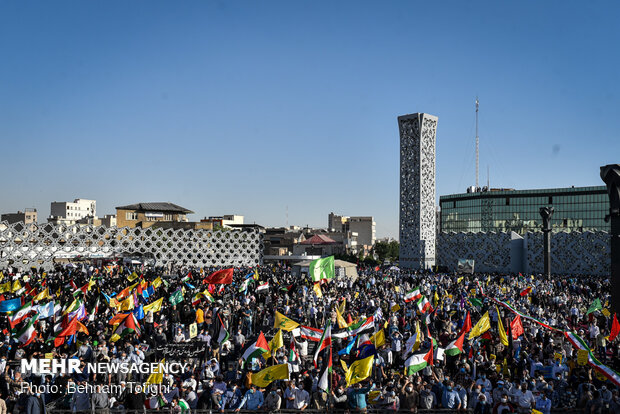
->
[600, 164, 620, 313]
[539, 207, 554, 277]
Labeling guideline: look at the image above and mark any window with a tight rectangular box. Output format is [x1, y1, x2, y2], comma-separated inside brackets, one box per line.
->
[164, 214, 173, 221]
[506, 198, 510, 206]
[126, 212, 138, 220]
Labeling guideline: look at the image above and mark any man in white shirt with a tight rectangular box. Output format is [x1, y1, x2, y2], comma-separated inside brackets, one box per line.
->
[513, 383, 535, 413]
[293, 383, 310, 410]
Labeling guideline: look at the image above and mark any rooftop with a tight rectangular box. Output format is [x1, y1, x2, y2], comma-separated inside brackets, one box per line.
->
[300, 234, 338, 245]
[115, 202, 194, 214]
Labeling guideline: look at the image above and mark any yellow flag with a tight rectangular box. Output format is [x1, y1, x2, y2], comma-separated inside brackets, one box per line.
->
[391, 304, 401, 313]
[354, 291, 359, 299]
[88, 277, 96, 291]
[313, 283, 323, 298]
[496, 306, 509, 346]
[346, 355, 374, 386]
[413, 321, 421, 352]
[251, 364, 289, 387]
[63, 298, 79, 315]
[0, 281, 12, 293]
[394, 286, 400, 293]
[274, 311, 300, 331]
[370, 329, 386, 348]
[263, 329, 284, 358]
[457, 277, 464, 284]
[33, 288, 49, 302]
[145, 358, 165, 385]
[143, 297, 163, 313]
[0, 272, 3, 282]
[152, 277, 163, 289]
[11, 280, 22, 293]
[433, 291, 440, 308]
[469, 311, 491, 340]
[120, 295, 135, 311]
[338, 299, 346, 315]
[128, 272, 139, 282]
[532, 410, 543, 414]
[253, 269, 259, 281]
[340, 360, 348, 372]
[336, 308, 349, 329]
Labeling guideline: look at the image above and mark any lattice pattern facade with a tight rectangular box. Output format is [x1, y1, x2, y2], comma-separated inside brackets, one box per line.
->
[399, 113, 438, 270]
[0, 222, 263, 269]
[437, 230, 610, 276]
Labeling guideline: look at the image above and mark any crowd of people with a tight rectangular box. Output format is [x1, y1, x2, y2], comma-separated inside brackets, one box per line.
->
[0, 260, 617, 414]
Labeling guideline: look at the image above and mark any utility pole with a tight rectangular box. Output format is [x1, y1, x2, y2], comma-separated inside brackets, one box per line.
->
[475, 97, 479, 189]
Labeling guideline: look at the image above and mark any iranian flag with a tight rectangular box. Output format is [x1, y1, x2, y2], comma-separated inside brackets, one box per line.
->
[333, 316, 375, 339]
[256, 282, 269, 293]
[317, 345, 332, 392]
[313, 321, 332, 367]
[417, 296, 433, 314]
[110, 314, 141, 342]
[300, 326, 324, 342]
[404, 288, 422, 303]
[445, 332, 465, 356]
[405, 346, 434, 375]
[242, 332, 270, 366]
[16, 315, 38, 346]
[9, 302, 33, 329]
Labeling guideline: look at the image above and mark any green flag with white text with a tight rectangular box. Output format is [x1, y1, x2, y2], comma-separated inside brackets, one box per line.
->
[309, 256, 335, 282]
[586, 298, 602, 315]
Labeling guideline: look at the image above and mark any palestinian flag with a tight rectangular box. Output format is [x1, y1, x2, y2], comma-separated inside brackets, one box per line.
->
[313, 320, 332, 367]
[445, 332, 465, 356]
[239, 278, 252, 293]
[417, 296, 432, 314]
[16, 315, 38, 346]
[242, 332, 270, 366]
[404, 287, 422, 303]
[110, 314, 141, 342]
[145, 395, 165, 409]
[300, 325, 324, 342]
[215, 313, 230, 344]
[458, 311, 472, 335]
[317, 344, 332, 392]
[289, 335, 300, 364]
[405, 346, 434, 374]
[256, 282, 269, 293]
[88, 298, 100, 322]
[9, 302, 33, 329]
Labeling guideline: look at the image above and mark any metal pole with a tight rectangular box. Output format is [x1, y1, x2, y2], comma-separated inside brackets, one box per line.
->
[539, 207, 554, 277]
[601, 165, 620, 313]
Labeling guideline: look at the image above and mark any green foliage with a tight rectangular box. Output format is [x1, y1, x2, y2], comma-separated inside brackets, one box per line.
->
[373, 240, 399, 263]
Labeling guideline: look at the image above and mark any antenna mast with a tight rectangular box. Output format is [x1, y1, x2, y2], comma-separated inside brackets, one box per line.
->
[475, 97, 479, 189]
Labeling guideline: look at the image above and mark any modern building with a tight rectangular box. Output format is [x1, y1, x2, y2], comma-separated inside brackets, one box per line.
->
[439, 185, 609, 234]
[116, 202, 194, 228]
[398, 112, 438, 269]
[1, 208, 37, 225]
[49, 199, 96, 224]
[328, 213, 376, 252]
[200, 215, 244, 229]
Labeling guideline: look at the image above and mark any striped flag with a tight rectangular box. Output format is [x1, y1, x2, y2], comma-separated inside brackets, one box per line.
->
[405, 346, 434, 374]
[9, 302, 33, 329]
[313, 320, 332, 367]
[110, 314, 141, 342]
[404, 287, 422, 303]
[445, 332, 465, 356]
[417, 296, 432, 314]
[300, 325, 323, 342]
[241, 332, 270, 367]
[16, 315, 38, 346]
[256, 282, 269, 293]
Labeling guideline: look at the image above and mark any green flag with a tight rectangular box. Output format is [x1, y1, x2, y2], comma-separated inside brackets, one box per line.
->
[586, 298, 602, 315]
[309, 256, 335, 282]
[469, 297, 483, 308]
[169, 289, 184, 306]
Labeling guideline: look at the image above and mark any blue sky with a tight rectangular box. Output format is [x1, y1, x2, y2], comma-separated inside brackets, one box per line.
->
[1, 1, 618, 239]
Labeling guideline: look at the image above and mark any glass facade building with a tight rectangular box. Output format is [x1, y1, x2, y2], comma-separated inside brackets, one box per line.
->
[440, 186, 609, 234]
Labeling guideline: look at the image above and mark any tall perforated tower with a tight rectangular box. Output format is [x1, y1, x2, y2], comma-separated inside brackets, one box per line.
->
[398, 113, 438, 270]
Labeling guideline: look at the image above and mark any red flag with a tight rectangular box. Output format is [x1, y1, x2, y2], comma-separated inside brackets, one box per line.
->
[468, 346, 474, 359]
[207, 284, 216, 294]
[55, 316, 78, 347]
[458, 311, 472, 336]
[204, 268, 233, 285]
[426, 338, 434, 366]
[347, 314, 353, 325]
[510, 315, 524, 340]
[374, 266, 380, 271]
[520, 287, 532, 296]
[609, 313, 620, 342]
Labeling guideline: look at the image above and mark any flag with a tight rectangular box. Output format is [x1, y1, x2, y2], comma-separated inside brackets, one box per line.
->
[405, 322, 421, 356]
[169, 289, 183, 306]
[54, 316, 78, 347]
[405, 347, 433, 375]
[145, 359, 165, 385]
[433, 291, 440, 308]
[510, 315, 524, 340]
[127, 272, 139, 282]
[336, 308, 349, 329]
[36, 302, 55, 319]
[313, 321, 332, 367]
[469, 297, 483, 308]
[0, 298, 22, 313]
[133, 305, 145, 321]
[609, 314, 620, 342]
[76, 320, 89, 335]
[458, 311, 472, 336]
[239, 278, 252, 293]
[313, 283, 323, 298]
[263, 329, 284, 359]
[251, 364, 289, 387]
[345, 355, 373, 386]
[33, 288, 49, 302]
[300, 325, 323, 342]
[469, 312, 491, 340]
[445, 332, 465, 356]
[241, 332, 270, 366]
[586, 299, 603, 315]
[11, 280, 22, 293]
[214, 313, 230, 345]
[204, 268, 233, 285]
[152, 277, 163, 289]
[0, 282, 11, 294]
[457, 277, 464, 284]
[370, 329, 386, 348]
[256, 282, 269, 293]
[110, 314, 141, 342]
[253, 269, 259, 280]
[497, 307, 509, 346]
[274, 311, 300, 331]
[16, 315, 38, 346]
[309, 256, 335, 282]
[404, 287, 422, 303]
[338, 299, 346, 315]
[9, 302, 33, 329]
[520, 287, 532, 297]
[340, 316, 375, 338]
[317, 345, 332, 393]
[143, 297, 163, 313]
[417, 296, 432, 314]
[120, 295, 135, 311]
